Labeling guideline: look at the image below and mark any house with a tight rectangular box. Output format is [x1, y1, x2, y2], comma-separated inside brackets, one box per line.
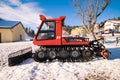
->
[71, 27, 83, 36]
[0, 19, 26, 43]
[62, 30, 69, 37]
[94, 23, 100, 33]
[104, 20, 120, 33]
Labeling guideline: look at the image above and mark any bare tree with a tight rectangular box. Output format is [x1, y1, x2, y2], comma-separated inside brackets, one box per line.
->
[73, 0, 110, 40]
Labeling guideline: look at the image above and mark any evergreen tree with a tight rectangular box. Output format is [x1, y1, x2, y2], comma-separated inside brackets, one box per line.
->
[117, 17, 120, 20]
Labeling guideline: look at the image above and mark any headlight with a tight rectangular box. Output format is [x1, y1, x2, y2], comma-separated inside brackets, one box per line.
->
[93, 41, 98, 45]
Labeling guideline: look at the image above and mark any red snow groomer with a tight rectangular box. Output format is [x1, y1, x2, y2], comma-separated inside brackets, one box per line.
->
[33, 15, 110, 62]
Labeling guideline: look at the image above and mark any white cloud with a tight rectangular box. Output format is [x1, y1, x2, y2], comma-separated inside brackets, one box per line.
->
[0, 0, 45, 31]
[8, 0, 22, 6]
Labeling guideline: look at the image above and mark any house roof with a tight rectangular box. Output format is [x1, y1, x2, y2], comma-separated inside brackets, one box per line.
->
[107, 20, 120, 24]
[0, 19, 20, 29]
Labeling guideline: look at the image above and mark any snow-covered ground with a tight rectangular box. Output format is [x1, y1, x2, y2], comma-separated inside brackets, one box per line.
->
[0, 59, 120, 80]
[0, 34, 120, 80]
[26, 34, 33, 41]
[104, 33, 120, 60]
[0, 41, 32, 66]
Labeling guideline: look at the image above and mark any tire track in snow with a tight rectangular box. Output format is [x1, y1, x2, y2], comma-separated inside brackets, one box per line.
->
[29, 65, 38, 80]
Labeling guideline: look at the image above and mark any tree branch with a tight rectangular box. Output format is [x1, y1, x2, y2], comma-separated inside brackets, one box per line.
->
[97, 0, 110, 17]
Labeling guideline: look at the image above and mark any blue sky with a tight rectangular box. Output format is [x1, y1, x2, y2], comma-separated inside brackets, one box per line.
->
[0, 0, 120, 31]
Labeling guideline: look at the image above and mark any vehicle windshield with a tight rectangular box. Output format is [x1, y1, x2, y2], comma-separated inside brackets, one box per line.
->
[36, 21, 56, 40]
[40, 22, 55, 31]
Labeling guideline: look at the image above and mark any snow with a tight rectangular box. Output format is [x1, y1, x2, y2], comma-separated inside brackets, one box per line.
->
[0, 33, 120, 80]
[103, 33, 120, 60]
[0, 41, 32, 66]
[0, 59, 120, 80]
[26, 34, 33, 41]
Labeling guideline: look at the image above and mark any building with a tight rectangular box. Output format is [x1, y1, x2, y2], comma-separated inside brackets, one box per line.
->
[104, 20, 120, 33]
[62, 30, 69, 37]
[94, 23, 99, 33]
[0, 19, 26, 43]
[71, 27, 83, 36]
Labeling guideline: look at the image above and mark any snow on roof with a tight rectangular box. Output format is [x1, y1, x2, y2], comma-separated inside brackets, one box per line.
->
[107, 20, 120, 24]
[0, 19, 19, 28]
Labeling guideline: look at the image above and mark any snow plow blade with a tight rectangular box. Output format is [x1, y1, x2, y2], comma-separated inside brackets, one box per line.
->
[8, 47, 32, 66]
